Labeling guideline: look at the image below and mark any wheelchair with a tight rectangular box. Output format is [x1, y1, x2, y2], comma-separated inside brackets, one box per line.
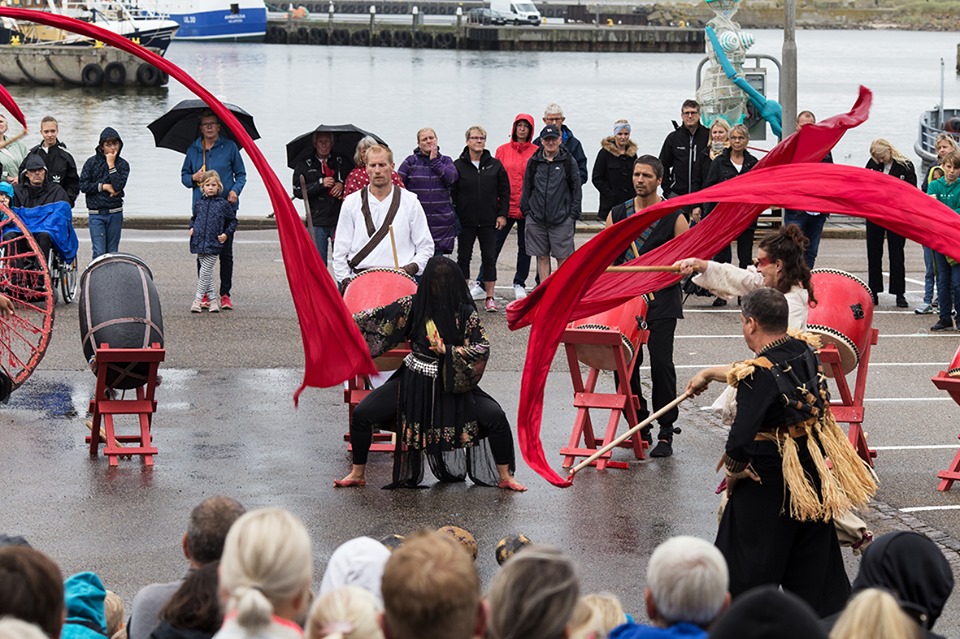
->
[47, 247, 77, 304]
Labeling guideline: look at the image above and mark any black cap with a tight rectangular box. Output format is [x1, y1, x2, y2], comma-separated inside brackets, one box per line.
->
[23, 155, 46, 171]
[539, 125, 561, 140]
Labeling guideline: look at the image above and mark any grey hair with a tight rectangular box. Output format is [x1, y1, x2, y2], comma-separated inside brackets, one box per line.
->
[354, 136, 380, 167]
[487, 545, 579, 639]
[543, 103, 564, 117]
[646, 536, 728, 627]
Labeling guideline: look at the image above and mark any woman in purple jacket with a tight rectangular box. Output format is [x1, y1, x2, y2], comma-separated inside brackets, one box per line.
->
[398, 128, 459, 254]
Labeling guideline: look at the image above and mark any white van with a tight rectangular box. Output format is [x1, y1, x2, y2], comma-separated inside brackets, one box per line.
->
[490, 0, 541, 26]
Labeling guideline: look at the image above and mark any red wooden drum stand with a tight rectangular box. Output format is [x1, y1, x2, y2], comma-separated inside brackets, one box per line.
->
[341, 268, 418, 455]
[560, 298, 650, 470]
[930, 343, 960, 490]
[85, 343, 164, 466]
[819, 329, 879, 467]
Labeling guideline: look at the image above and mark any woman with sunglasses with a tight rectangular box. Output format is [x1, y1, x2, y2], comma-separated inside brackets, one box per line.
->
[676, 223, 817, 330]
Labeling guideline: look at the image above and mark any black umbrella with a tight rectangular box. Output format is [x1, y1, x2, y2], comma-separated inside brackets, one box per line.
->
[285, 124, 387, 169]
[147, 99, 261, 153]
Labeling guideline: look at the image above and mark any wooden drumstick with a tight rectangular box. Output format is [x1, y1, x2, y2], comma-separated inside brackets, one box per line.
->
[568, 391, 692, 476]
[0, 130, 28, 151]
[605, 265, 682, 273]
[388, 225, 399, 269]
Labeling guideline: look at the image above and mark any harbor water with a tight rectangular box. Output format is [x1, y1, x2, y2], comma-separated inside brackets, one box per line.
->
[8, 28, 959, 217]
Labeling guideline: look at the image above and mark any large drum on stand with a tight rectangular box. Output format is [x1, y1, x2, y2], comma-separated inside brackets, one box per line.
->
[343, 268, 418, 370]
[806, 269, 874, 377]
[79, 254, 163, 390]
[567, 296, 649, 371]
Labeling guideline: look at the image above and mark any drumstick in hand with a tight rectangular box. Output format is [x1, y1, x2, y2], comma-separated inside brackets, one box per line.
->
[388, 225, 399, 269]
[605, 265, 682, 273]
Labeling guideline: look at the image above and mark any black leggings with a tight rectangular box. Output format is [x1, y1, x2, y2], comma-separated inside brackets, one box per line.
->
[350, 374, 513, 466]
[457, 225, 498, 283]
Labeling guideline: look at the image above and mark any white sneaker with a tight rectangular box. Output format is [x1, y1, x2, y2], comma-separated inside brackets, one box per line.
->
[469, 282, 486, 301]
[514, 284, 527, 300]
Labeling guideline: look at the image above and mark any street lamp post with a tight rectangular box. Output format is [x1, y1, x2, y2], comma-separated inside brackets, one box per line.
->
[781, 0, 797, 137]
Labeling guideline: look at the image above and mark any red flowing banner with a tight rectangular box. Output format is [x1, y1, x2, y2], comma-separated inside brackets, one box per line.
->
[0, 8, 377, 400]
[508, 88, 960, 486]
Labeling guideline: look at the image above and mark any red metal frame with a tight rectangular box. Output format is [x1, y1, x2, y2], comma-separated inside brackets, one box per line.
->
[559, 326, 650, 470]
[85, 343, 164, 466]
[342, 345, 411, 453]
[931, 372, 960, 491]
[819, 328, 878, 467]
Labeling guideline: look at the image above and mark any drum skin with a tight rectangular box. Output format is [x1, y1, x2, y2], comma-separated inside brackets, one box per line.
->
[344, 268, 418, 370]
[807, 269, 873, 376]
[567, 297, 648, 371]
[343, 268, 417, 315]
[948, 342, 960, 377]
[79, 254, 164, 389]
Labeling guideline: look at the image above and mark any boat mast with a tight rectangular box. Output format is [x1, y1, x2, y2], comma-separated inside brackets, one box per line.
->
[940, 58, 946, 129]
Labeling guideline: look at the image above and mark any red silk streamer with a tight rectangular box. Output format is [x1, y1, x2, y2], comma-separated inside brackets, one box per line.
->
[0, 84, 26, 129]
[509, 88, 960, 486]
[0, 8, 376, 399]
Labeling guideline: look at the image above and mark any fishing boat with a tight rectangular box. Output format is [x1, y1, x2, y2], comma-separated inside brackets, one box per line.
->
[915, 58, 960, 174]
[4, 0, 179, 54]
[136, 0, 267, 41]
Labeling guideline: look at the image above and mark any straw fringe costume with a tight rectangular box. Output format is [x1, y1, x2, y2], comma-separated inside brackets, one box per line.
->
[716, 335, 877, 617]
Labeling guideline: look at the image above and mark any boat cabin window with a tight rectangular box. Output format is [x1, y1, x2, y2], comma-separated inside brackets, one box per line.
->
[230, 3, 239, 13]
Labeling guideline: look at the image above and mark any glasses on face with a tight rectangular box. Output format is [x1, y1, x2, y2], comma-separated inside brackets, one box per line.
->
[729, 135, 748, 141]
[468, 136, 486, 141]
[753, 256, 772, 268]
[682, 110, 699, 117]
[200, 121, 219, 128]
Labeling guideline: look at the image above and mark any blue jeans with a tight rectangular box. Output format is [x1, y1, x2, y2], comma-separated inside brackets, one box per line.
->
[934, 252, 960, 321]
[477, 217, 531, 287]
[782, 210, 827, 269]
[923, 245, 937, 305]
[88, 211, 123, 260]
[312, 224, 333, 265]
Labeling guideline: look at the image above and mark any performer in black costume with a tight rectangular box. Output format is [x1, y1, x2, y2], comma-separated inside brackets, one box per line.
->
[686, 288, 876, 617]
[606, 155, 689, 458]
[335, 256, 526, 491]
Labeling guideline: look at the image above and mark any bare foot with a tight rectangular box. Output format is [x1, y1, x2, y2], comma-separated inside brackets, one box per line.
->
[498, 477, 527, 492]
[334, 472, 366, 488]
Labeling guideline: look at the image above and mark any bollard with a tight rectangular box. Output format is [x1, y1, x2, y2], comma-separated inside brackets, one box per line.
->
[369, 4, 376, 35]
[455, 5, 462, 49]
[412, 5, 419, 30]
[328, 1, 334, 26]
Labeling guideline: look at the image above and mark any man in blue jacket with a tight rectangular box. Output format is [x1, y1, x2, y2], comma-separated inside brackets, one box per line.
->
[180, 111, 246, 310]
[80, 127, 129, 260]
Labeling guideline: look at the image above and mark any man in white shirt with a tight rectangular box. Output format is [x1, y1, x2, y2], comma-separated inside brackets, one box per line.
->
[333, 145, 434, 284]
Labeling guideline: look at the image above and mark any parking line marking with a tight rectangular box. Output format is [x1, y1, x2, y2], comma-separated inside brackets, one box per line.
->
[873, 445, 960, 450]
[900, 505, 960, 513]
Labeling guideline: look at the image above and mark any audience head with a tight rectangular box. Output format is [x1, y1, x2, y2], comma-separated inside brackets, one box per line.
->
[160, 561, 222, 635]
[0, 546, 64, 639]
[934, 132, 959, 159]
[851, 531, 953, 631]
[740, 288, 789, 338]
[306, 586, 384, 639]
[319, 537, 391, 606]
[581, 593, 627, 637]
[796, 110, 817, 127]
[708, 586, 826, 639]
[941, 150, 960, 171]
[634, 155, 664, 181]
[185, 495, 246, 567]
[365, 144, 394, 168]
[353, 136, 380, 167]
[0, 618, 49, 639]
[219, 508, 314, 632]
[486, 545, 580, 639]
[645, 536, 729, 628]
[380, 530, 482, 639]
[62, 571, 108, 639]
[567, 598, 602, 639]
[829, 588, 922, 639]
[103, 591, 125, 639]
[869, 138, 910, 166]
[757, 224, 816, 303]
[543, 103, 565, 126]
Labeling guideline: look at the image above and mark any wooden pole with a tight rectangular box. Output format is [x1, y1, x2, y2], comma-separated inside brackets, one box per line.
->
[388, 224, 399, 268]
[605, 265, 681, 273]
[568, 391, 692, 476]
[0, 130, 28, 151]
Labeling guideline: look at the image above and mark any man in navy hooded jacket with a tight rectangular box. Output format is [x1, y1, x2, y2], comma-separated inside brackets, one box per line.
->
[80, 127, 130, 260]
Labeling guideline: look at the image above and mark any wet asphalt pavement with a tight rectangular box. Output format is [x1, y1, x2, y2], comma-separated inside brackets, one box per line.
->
[3, 226, 960, 633]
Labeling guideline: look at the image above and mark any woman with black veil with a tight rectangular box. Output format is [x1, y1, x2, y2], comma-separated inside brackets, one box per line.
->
[335, 256, 527, 491]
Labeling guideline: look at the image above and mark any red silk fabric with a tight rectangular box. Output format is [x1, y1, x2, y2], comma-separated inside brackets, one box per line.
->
[0, 84, 26, 129]
[0, 8, 377, 400]
[508, 88, 960, 486]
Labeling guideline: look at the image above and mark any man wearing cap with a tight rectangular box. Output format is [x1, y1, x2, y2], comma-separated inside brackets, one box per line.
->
[537, 103, 588, 185]
[19, 116, 80, 207]
[180, 111, 246, 310]
[520, 124, 582, 284]
[79, 127, 129, 260]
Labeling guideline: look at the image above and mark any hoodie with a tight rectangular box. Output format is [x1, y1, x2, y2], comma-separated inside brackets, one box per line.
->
[20, 139, 80, 206]
[62, 571, 108, 639]
[495, 113, 537, 219]
[80, 126, 130, 214]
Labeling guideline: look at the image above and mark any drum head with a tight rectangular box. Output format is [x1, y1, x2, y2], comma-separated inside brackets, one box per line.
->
[343, 268, 417, 314]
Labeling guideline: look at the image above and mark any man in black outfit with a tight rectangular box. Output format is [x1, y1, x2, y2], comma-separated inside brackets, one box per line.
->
[658, 99, 709, 220]
[19, 116, 79, 207]
[606, 155, 688, 458]
[292, 131, 353, 266]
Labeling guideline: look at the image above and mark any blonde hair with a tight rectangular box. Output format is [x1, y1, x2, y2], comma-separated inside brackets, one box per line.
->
[934, 133, 959, 155]
[0, 618, 49, 639]
[581, 593, 627, 636]
[869, 138, 911, 166]
[464, 126, 486, 142]
[305, 586, 383, 639]
[353, 136, 379, 166]
[219, 508, 313, 633]
[710, 119, 731, 135]
[199, 170, 222, 194]
[364, 144, 394, 166]
[104, 591, 126, 637]
[829, 588, 922, 639]
[567, 598, 602, 639]
[416, 128, 436, 143]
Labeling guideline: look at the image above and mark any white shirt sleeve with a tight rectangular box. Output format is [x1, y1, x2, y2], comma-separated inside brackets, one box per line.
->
[692, 261, 764, 300]
[332, 195, 358, 283]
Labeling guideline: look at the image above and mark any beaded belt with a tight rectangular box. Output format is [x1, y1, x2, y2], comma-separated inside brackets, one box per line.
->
[404, 353, 438, 378]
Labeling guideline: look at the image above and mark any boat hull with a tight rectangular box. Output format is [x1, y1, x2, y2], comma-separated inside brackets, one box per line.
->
[0, 45, 169, 87]
[140, 1, 267, 41]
